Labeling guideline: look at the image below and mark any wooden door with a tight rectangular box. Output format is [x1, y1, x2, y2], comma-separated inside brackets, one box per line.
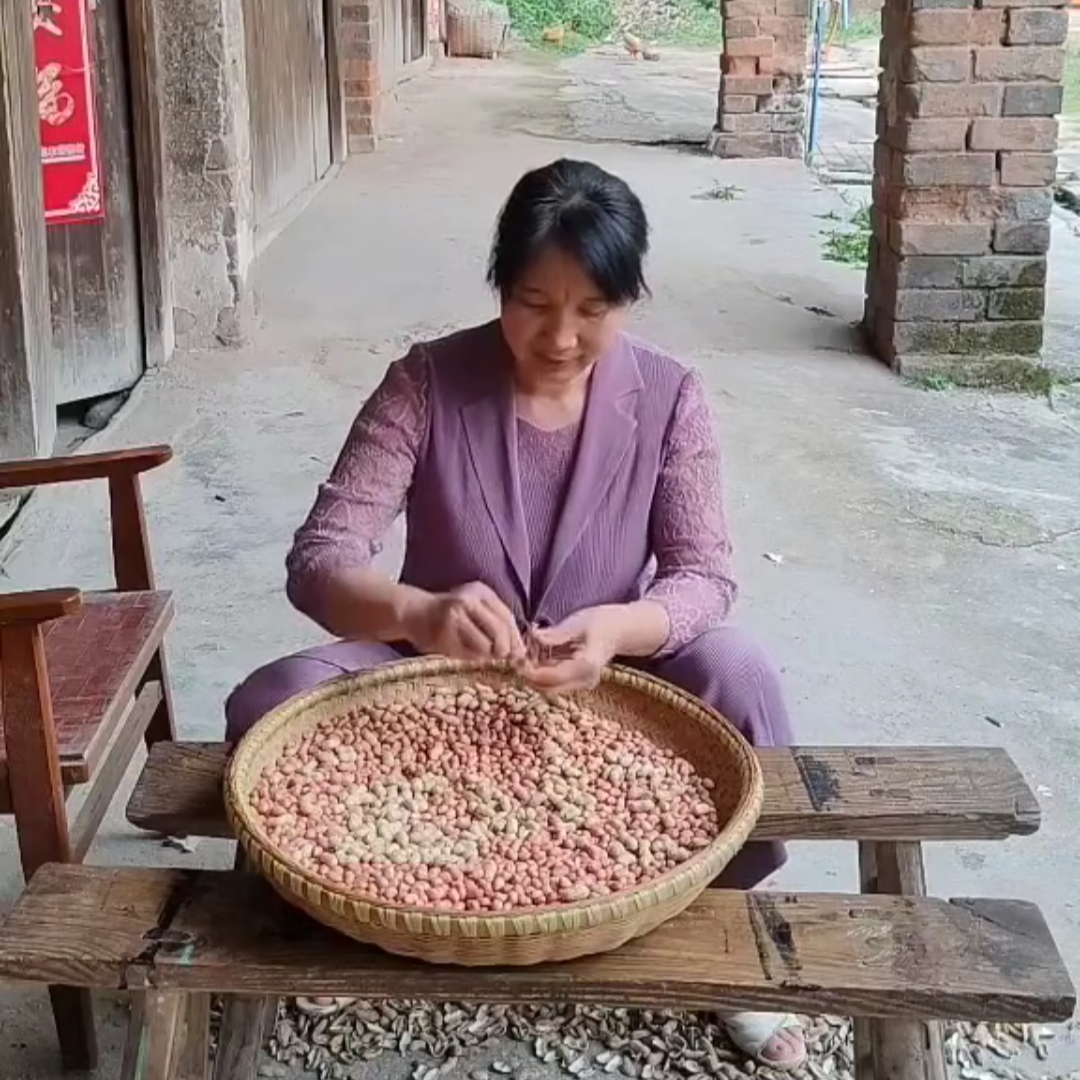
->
[244, 0, 333, 230]
[406, 0, 425, 62]
[47, 0, 143, 406]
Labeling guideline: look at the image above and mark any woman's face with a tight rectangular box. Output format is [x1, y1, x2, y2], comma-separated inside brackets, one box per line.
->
[500, 246, 630, 389]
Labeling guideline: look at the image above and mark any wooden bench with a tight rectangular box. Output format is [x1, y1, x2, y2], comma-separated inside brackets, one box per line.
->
[118, 747, 1062, 1080]
[0, 863, 1072, 1080]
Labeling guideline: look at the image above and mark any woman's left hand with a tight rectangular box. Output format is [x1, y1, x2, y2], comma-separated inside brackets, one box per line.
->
[519, 607, 621, 693]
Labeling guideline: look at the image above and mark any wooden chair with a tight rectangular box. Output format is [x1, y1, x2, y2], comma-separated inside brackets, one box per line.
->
[0, 446, 177, 1072]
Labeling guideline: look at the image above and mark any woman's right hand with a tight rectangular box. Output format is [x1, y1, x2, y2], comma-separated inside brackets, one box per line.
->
[401, 582, 526, 663]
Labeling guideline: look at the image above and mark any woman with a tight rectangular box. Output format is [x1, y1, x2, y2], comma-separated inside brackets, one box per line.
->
[226, 159, 802, 1068]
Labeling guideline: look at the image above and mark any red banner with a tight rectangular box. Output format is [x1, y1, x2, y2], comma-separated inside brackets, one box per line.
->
[33, 0, 103, 226]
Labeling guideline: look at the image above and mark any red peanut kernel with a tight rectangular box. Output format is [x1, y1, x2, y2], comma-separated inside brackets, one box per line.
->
[251, 683, 719, 912]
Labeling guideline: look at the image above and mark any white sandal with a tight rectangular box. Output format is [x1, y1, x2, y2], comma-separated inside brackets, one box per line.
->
[721, 1012, 807, 1071]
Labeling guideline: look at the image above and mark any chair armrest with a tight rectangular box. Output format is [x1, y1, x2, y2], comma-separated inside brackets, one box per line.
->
[0, 589, 83, 626]
[0, 446, 172, 491]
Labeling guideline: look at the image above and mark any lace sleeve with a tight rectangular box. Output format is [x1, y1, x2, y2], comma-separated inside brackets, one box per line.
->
[285, 347, 429, 625]
[644, 370, 738, 655]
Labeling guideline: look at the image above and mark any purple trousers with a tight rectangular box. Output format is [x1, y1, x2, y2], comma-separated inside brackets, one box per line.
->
[225, 627, 793, 889]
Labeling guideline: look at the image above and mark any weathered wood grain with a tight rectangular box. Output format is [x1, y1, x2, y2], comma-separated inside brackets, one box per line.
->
[0, 865, 1072, 1022]
[126, 742, 1042, 843]
[121, 990, 183, 1080]
[0, 0, 54, 461]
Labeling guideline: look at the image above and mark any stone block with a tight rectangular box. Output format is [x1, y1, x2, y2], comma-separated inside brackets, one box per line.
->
[911, 0, 975, 9]
[721, 112, 773, 132]
[889, 254, 966, 288]
[961, 255, 1047, 287]
[774, 0, 810, 13]
[890, 220, 992, 255]
[909, 9, 1004, 44]
[884, 118, 970, 150]
[760, 92, 806, 112]
[900, 151, 995, 186]
[993, 220, 1051, 252]
[1006, 8, 1069, 45]
[721, 74, 774, 94]
[875, 317, 960, 357]
[901, 46, 973, 82]
[999, 187, 1054, 221]
[893, 287, 987, 320]
[969, 117, 1058, 150]
[987, 287, 1046, 319]
[955, 320, 1043, 354]
[726, 35, 776, 56]
[1001, 83, 1064, 115]
[897, 83, 1002, 117]
[725, 17, 760, 38]
[721, 94, 759, 113]
[999, 152, 1057, 186]
[708, 131, 786, 157]
[769, 111, 804, 132]
[973, 45, 1065, 81]
[979, 0, 1066, 8]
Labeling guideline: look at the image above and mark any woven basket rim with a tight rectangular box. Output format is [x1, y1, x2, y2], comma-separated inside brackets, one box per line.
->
[226, 657, 764, 940]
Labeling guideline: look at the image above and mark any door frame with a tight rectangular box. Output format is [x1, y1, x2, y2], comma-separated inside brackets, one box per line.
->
[121, 0, 173, 369]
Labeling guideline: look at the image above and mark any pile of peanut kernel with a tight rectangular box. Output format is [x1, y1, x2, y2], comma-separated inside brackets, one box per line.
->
[250, 681, 719, 911]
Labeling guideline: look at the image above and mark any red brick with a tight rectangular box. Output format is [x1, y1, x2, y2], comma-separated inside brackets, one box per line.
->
[709, 131, 786, 157]
[722, 74, 774, 94]
[1007, 8, 1069, 45]
[884, 118, 970, 150]
[973, 46, 1065, 81]
[900, 152, 995, 186]
[758, 53, 804, 75]
[758, 14, 807, 41]
[725, 17, 760, 38]
[897, 82, 1002, 116]
[723, 0, 777, 16]
[999, 152, 1057, 186]
[721, 54, 759, 74]
[909, 9, 1004, 45]
[720, 94, 759, 113]
[889, 220, 992, 255]
[969, 117, 1058, 151]
[726, 35, 776, 57]
[774, 0, 809, 13]
[979, 0, 1066, 8]
[1002, 83, 1064, 115]
[901, 46, 972, 82]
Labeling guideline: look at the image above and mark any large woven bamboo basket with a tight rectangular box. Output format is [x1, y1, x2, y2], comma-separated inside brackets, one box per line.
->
[226, 658, 763, 966]
[445, 0, 510, 58]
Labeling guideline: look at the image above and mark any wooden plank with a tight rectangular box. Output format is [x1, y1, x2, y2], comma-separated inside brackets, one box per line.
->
[51, 0, 144, 405]
[124, 0, 174, 368]
[858, 843, 948, 1080]
[212, 997, 273, 1080]
[125, 743, 1043, 843]
[70, 681, 163, 862]
[0, 0, 55, 461]
[0, 865, 1072, 1022]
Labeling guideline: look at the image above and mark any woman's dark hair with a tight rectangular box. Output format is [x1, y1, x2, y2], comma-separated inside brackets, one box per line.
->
[487, 159, 649, 306]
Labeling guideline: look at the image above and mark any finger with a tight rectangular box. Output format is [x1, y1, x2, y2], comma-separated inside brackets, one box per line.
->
[465, 598, 513, 659]
[480, 598, 526, 659]
[520, 655, 596, 692]
[447, 609, 495, 659]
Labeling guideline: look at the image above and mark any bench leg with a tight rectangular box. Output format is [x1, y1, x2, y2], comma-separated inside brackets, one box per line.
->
[121, 990, 184, 1080]
[855, 842, 947, 1080]
[143, 648, 178, 749]
[213, 996, 275, 1080]
[174, 993, 211, 1080]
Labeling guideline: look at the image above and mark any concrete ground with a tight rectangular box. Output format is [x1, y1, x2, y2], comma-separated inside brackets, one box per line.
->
[2, 48, 1080, 1080]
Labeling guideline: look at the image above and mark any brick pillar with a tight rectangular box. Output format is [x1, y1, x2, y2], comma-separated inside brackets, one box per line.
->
[708, 0, 809, 158]
[865, 0, 1068, 376]
[341, 0, 382, 152]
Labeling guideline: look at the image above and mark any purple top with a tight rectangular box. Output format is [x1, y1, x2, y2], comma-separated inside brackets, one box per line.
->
[287, 334, 737, 655]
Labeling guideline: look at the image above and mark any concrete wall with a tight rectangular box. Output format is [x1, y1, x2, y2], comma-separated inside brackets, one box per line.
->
[158, 0, 255, 348]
